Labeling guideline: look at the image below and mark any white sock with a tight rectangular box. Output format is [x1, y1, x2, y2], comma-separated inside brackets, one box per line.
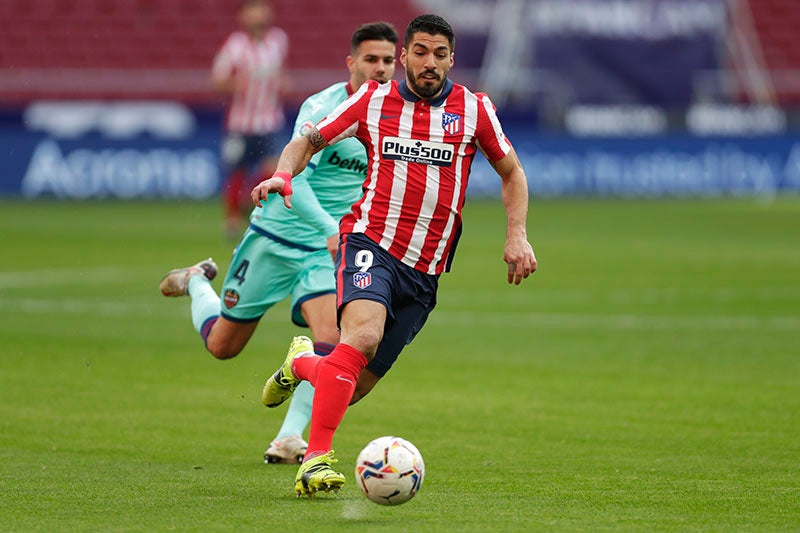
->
[188, 275, 220, 333]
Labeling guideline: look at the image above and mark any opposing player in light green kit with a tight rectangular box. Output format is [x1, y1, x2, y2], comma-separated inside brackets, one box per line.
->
[159, 21, 398, 463]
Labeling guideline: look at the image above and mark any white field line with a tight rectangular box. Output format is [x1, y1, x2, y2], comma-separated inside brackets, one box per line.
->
[0, 297, 181, 319]
[446, 286, 800, 305]
[0, 267, 134, 289]
[1, 266, 797, 303]
[430, 310, 800, 332]
[2, 297, 798, 331]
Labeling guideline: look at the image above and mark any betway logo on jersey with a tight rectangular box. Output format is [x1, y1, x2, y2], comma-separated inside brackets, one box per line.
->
[328, 150, 368, 175]
[381, 137, 454, 167]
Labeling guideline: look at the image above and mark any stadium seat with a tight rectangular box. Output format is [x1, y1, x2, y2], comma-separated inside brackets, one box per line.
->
[746, 0, 800, 103]
[0, 0, 419, 102]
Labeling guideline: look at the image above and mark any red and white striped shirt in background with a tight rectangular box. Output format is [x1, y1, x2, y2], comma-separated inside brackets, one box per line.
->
[212, 28, 288, 135]
[316, 78, 513, 275]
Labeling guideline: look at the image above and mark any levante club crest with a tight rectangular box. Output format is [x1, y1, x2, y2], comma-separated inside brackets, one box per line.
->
[223, 289, 239, 309]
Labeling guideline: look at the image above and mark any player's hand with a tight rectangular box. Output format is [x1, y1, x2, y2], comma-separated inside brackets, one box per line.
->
[504, 237, 537, 285]
[326, 234, 339, 263]
[251, 172, 293, 209]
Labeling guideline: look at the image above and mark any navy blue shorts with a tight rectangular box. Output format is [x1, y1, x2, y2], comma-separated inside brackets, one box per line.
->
[336, 233, 438, 377]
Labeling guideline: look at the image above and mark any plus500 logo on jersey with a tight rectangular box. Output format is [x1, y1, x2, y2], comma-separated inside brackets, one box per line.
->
[381, 137, 454, 167]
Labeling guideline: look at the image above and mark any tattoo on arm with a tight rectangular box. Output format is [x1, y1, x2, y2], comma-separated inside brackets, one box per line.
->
[307, 128, 326, 149]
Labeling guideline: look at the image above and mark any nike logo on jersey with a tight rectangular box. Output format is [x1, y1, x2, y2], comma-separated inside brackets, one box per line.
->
[380, 114, 399, 119]
[381, 137, 454, 167]
[335, 375, 355, 385]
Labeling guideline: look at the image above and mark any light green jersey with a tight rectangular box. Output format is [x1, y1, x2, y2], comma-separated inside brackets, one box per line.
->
[249, 82, 366, 250]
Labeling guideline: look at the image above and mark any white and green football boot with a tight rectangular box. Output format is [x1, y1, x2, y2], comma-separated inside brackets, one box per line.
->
[159, 258, 217, 297]
[264, 435, 308, 464]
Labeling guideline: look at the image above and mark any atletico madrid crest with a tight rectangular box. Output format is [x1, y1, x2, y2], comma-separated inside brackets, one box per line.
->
[353, 271, 372, 289]
[442, 112, 462, 135]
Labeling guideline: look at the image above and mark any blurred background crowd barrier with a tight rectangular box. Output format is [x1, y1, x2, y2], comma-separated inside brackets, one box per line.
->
[2, 0, 799, 199]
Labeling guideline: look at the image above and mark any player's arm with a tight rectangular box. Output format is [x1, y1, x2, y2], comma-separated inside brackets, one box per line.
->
[484, 145, 538, 285]
[278, 97, 340, 257]
[210, 46, 238, 96]
[291, 169, 340, 260]
[250, 128, 329, 208]
[211, 74, 236, 95]
[253, 85, 368, 208]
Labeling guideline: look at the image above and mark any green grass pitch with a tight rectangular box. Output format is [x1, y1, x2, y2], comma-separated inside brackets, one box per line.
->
[1, 197, 798, 531]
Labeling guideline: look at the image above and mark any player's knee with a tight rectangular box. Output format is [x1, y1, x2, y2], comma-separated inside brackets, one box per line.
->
[208, 347, 239, 360]
[205, 339, 241, 360]
[344, 329, 382, 358]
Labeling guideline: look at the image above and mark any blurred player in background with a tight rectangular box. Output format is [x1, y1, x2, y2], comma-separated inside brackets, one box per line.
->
[161, 22, 399, 464]
[255, 14, 537, 497]
[212, 0, 288, 238]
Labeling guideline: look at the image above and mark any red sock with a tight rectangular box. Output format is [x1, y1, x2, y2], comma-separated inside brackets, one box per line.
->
[290, 342, 335, 383]
[291, 354, 323, 384]
[224, 169, 247, 217]
[304, 343, 367, 459]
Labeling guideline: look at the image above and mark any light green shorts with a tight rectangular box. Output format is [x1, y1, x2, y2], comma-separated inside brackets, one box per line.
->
[219, 226, 335, 327]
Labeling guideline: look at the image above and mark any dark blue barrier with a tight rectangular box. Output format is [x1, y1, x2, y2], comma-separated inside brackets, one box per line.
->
[0, 103, 224, 199]
[467, 130, 800, 197]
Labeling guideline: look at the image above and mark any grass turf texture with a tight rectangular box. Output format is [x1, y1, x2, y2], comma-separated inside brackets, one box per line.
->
[0, 198, 798, 531]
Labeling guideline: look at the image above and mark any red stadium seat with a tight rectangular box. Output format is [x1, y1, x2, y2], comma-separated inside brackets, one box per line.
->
[746, 0, 800, 103]
[0, 0, 418, 102]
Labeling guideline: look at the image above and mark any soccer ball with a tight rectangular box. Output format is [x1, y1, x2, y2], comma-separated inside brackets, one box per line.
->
[354, 436, 425, 506]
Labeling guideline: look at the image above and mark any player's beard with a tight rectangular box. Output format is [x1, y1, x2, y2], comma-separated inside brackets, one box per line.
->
[407, 68, 445, 99]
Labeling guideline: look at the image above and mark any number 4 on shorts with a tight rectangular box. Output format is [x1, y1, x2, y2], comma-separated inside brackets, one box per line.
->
[233, 260, 249, 284]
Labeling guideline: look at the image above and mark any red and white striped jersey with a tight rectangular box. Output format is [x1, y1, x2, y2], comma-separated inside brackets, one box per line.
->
[212, 28, 288, 135]
[315, 79, 513, 275]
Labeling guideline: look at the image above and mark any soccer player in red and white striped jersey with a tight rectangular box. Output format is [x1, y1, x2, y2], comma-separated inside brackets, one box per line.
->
[323, 81, 512, 275]
[254, 14, 537, 497]
[212, 0, 288, 237]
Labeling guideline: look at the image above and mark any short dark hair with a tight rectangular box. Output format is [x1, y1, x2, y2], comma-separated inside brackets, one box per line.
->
[351, 22, 399, 54]
[404, 14, 455, 52]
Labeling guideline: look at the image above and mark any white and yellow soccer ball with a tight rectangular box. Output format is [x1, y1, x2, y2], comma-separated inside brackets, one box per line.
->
[354, 436, 425, 506]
